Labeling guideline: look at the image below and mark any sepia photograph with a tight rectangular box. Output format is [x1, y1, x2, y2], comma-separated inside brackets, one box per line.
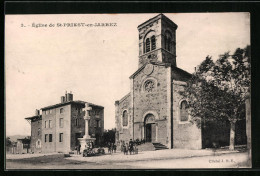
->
[5, 12, 251, 169]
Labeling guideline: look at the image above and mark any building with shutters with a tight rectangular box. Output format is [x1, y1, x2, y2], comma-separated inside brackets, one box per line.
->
[25, 92, 104, 153]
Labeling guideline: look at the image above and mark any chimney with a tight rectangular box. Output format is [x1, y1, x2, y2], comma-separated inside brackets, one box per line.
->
[67, 92, 73, 101]
[61, 96, 65, 103]
[35, 109, 40, 116]
[65, 91, 68, 102]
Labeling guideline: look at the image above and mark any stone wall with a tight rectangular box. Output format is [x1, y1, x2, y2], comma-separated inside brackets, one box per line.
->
[138, 15, 177, 67]
[70, 104, 104, 149]
[172, 81, 202, 149]
[89, 106, 104, 146]
[30, 118, 42, 153]
[132, 64, 170, 146]
[42, 104, 71, 153]
[70, 104, 85, 150]
[115, 93, 133, 143]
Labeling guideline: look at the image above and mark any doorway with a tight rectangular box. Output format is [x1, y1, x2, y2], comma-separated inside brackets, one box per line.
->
[146, 124, 152, 142]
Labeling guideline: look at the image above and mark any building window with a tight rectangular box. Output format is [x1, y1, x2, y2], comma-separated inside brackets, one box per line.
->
[164, 31, 172, 52]
[122, 110, 128, 127]
[59, 133, 63, 142]
[45, 134, 48, 142]
[49, 120, 52, 128]
[95, 120, 100, 128]
[38, 128, 40, 136]
[36, 140, 41, 148]
[180, 100, 189, 122]
[145, 38, 150, 53]
[49, 109, 52, 114]
[151, 35, 156, 50]
[75, 119, 79, 126]
[49, 134, 52, 142]
[144, 80, 155, 92]
[44, 121, 47, 128]
[60, 108, 64, 114]
[59, 118, 64, 128]
[167, 38, 171, 51]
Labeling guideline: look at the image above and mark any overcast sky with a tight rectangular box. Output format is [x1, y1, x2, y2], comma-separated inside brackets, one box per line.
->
[5, 13, 250, 136]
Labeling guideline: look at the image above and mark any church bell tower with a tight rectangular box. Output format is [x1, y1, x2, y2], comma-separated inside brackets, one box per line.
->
[137, 14, 178, 68]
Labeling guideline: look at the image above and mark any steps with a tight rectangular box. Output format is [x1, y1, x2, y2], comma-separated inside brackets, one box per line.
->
[137, 142, 169, 151]
[137, 143, 156, 151]
[152, 142, 169, 150]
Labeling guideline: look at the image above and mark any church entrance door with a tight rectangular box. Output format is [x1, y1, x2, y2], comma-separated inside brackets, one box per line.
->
[144, 113, 156, 142]
[146, 124, 152, 142]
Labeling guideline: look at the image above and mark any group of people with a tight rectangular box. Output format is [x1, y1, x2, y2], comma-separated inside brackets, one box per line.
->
[121, 139, 138, 155]
[107, 139, 138, 155]
[107, 142, 117, 154]
[75, 141, 94, 155]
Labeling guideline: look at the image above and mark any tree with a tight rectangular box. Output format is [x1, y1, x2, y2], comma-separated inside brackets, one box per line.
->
[103, 128, 116, 145]
[6, 137, 12, 147]
[181, 45, 250, 150]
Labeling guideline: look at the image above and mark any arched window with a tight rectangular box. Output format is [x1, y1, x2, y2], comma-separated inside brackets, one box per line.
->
[164, 36, 168, 51]
[60, 108, 64, 114]
[146, 38, 150, 53]
[122, 110, 128, 127]
[165, 31, 172, 52]
[151, 35, 156, 50]
[167, 38, 171, 51]
[180, 100, 189, 122]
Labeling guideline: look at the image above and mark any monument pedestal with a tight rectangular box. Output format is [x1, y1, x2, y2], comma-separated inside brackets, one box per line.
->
[77, 103, 96, 153]
[78, 135, 96, 153]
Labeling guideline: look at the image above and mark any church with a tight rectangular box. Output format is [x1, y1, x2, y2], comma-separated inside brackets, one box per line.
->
[115, 14, 202, 149]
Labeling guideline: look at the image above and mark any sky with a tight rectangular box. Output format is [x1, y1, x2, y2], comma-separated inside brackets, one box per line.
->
[5, 13, 250, 136]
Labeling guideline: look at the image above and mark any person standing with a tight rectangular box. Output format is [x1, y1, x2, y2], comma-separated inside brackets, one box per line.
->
[113, 143, 117, 153]
[125, 143, 129, 155]
[123, 143, 126, 155]
[129, 139, 134, 155]
[77, 144, 81, 155]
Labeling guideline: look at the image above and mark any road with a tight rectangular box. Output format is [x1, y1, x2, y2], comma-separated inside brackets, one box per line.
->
[5, 149, 251, 169]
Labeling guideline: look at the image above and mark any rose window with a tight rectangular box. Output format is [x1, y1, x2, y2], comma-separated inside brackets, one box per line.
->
[144, 80, 155, 92]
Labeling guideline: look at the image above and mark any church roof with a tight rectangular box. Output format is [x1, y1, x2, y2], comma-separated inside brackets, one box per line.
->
[129, 61, 172, 79]
[171, 66, 192, 79]
[118, 92, 131, 103]
[137, 13, 178, 30]
[129, 61, 192, 81]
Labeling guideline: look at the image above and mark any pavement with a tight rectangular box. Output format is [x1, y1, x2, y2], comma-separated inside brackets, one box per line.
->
[6, 152, 58, 160]
[66, 148, 241, 164]
[6, 148, 251, 169]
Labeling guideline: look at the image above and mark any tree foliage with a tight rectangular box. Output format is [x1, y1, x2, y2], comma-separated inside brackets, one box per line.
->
[181, 45, 250, 127]
[103, 128, 116, 145]
[6, 137, 12, 147]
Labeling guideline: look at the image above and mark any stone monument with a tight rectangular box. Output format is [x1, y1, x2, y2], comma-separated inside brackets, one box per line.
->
[78, 103, 96, 153]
